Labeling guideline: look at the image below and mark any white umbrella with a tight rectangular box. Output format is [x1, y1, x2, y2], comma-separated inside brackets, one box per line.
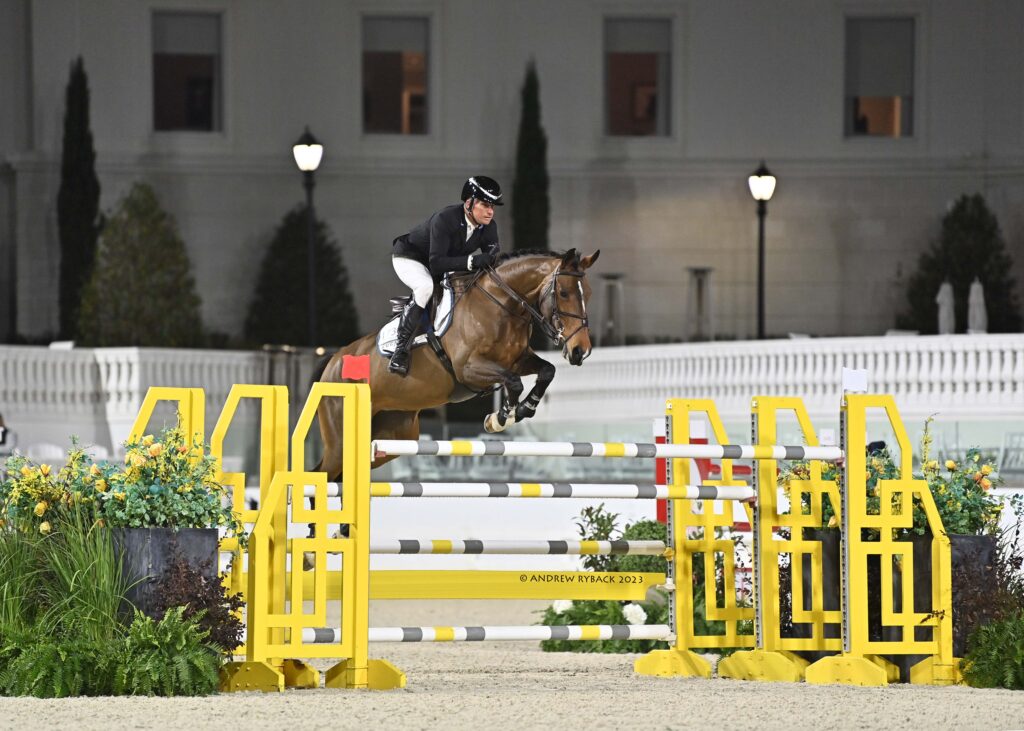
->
[968, 277, 988, 333]
[936, 281, 955, 334]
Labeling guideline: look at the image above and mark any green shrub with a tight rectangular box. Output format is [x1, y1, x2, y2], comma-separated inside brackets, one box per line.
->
[962, 611, 1024, 689]
[0, 632, 117, 697]
[113, 608, 221, 696]
[77, 182, 204, 347]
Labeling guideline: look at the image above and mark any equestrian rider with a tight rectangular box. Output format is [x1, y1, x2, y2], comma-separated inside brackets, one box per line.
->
[388, 176, 503, 376]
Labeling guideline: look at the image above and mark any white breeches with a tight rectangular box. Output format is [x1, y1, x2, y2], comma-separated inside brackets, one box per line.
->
[393, 256, 434, 308]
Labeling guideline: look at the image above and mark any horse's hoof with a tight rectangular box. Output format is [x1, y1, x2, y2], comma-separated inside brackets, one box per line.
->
[484, 412, 515, 433]
[302, 551, 316, 571]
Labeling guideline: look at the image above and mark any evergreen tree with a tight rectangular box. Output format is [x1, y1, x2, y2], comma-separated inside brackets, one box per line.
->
[57, 56, 101, 339]
[898, 194, 1022, 333]
[511, 61, 549, 251]
[244, 205, 360, 347]
[77, 183, 203, 347]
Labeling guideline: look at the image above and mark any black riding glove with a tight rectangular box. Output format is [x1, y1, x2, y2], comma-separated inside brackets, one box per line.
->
[469, 252, 495, 271]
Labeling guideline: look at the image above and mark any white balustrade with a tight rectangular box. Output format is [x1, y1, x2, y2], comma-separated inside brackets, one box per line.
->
[532, 334, 1024, 424]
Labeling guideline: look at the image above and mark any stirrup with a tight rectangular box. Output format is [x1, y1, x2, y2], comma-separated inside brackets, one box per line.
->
[388, 350, 410, 376]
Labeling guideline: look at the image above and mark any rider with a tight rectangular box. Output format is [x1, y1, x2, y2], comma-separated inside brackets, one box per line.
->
[387, 175, 503, 376]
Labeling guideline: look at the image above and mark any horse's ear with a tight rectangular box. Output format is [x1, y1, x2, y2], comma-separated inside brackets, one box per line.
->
[561, 248, 577, 267]
[580, 250, 600, 269]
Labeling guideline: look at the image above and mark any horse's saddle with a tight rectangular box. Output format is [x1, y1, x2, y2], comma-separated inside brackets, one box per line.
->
[376, 275, 456, 357]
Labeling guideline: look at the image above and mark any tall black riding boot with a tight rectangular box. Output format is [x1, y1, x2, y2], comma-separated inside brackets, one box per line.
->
[388, 302, 423, 376]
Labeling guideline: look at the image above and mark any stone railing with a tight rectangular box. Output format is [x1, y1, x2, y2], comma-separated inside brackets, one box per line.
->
[0, 346, 316, 454]
[531, 334, 1024, 424]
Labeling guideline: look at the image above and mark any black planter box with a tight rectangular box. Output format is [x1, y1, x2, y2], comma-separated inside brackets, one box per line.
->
[113, 527, 219, 618]
[786, 529, 996, 680]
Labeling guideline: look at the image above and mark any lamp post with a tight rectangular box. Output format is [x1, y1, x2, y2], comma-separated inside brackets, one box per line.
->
[747, 161, 776, 339]
[292, 127, 324, 347]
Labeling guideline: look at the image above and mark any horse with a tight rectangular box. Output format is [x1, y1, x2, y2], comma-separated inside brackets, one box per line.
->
[313, 248, 600, 478]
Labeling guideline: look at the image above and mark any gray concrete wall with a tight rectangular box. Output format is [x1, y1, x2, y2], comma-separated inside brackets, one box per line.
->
[4, 0, 1023, 342]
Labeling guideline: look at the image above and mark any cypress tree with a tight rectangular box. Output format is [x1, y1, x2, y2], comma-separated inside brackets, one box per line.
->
[244, 205, 360, 347]
[511, 61, 549, 251]
[57, 56, 101, 339]
[898, 194, 1022, 333]
[77, 183, 203, 347]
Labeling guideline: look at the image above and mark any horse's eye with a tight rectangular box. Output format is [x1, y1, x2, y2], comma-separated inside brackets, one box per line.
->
[559, 289, 569, 299]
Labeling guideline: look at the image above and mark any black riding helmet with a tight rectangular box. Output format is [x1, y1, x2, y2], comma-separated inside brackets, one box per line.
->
[461, 176, 504, 205]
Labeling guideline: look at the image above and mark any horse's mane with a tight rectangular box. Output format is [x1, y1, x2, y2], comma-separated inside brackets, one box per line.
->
[496, 249, 566, 262]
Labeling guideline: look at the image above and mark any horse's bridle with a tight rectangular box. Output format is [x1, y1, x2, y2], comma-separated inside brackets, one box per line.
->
[471, 264, 590, 349]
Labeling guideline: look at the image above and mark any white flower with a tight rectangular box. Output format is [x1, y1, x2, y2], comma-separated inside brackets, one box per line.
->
[622, 603, 647, 625]
[551, 600, 573, 615]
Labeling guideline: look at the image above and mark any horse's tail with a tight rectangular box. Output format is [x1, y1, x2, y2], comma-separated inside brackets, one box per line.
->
[309, 352, 333, 387]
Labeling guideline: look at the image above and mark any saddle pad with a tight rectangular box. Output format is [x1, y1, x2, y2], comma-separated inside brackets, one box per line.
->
[377, 277, 455, 357]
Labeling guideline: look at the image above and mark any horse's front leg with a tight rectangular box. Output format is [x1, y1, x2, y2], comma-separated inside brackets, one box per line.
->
[513, 350, 556, 424]
[460, 357, 523, 433]
[484, 372, 523, 433]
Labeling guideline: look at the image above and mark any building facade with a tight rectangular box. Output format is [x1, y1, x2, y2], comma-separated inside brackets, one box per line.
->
[2, 0, 1023, 345]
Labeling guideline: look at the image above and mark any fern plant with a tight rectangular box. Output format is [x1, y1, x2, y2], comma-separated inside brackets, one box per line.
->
[112, 607, 220, 696]
[962, 611, 1024, 689]
[0, 633, 116, 697]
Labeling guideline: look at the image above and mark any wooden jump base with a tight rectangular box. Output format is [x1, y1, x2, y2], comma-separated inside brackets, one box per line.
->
[128, 384, 961, 693]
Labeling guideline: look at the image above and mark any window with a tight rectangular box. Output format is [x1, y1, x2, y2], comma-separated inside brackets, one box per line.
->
[844, 18, 915, 138]
[152, 12, 222, 132]
[362, 17, 429, 135]
[604, 18, 671, 137]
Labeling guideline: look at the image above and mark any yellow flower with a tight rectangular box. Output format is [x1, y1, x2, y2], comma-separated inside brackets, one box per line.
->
[39, 521, 51, 534]
[974, 472, 983, 482]
[828, 515, 839, 528]
[90, 464, 102, 476]
[95, 479, 107, 493]
[127, 452, 146, 468]
[924, 460, 939, 471]
[39, 464, 51, 477]
[945, 460, 956, 470]
[981, 465, 993, 476]
[973, 453, 980, 463]
[142, 434, 155, 446]
[19, 466, 32, 477]
[34, 501, 48, 517]
[148, 443, 164, 457]
[871, 486, 880, 497]
[114, 492, 126, 501]
[981, 478, 992, 491]
[865, 471, 871, 480]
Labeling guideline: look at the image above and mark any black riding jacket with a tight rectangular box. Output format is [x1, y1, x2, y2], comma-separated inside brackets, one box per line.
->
[393, 204, 500, 279]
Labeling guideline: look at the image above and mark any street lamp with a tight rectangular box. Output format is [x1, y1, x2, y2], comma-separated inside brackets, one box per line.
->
[293, 126, 324, 347]
[747, 161, 776, 339]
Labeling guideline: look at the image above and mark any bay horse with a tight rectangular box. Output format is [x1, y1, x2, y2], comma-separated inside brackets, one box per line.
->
[314, 248, 600, 478]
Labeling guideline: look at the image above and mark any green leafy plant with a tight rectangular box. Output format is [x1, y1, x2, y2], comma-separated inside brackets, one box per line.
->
[112, 607, 221, 696]
[962, 611, 1024, 689]
[0, 632, 118, 698]
[574, 503, 619, 572]
[1, 426, 244, 539]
